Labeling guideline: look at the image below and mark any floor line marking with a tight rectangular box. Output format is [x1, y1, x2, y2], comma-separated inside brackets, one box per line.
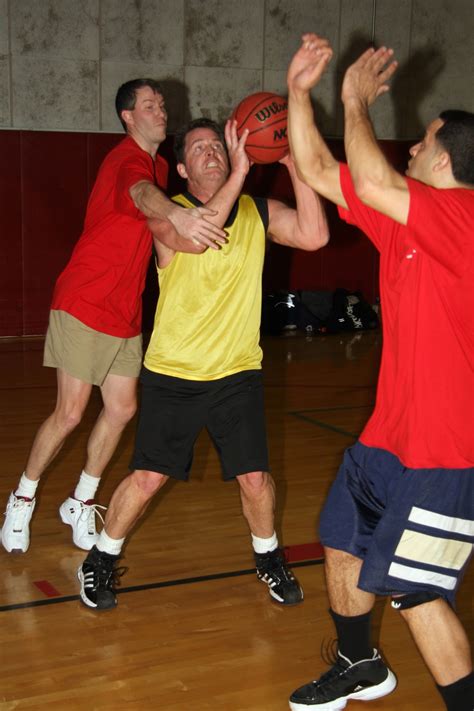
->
[288, 404, 373, 414]
[0, 558, 324, 613]
[33, 580, 61, 597]
[290, 412, 359, 439]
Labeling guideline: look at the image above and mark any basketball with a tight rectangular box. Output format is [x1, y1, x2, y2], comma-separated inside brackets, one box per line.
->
[232, 92, 288, 164]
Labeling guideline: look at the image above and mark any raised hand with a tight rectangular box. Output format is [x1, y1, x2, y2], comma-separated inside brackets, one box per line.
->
[342, 46, 398, 108]
[225, 119, 251, 176]
[287, 33, 333, 95]
[167, 204, 227, 249]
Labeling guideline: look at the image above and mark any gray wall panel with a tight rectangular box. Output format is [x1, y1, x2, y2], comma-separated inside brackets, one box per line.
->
[185, 0, 264, 68]
[12, 57, 99, 130]
[264, 0, 340, 70]
[101, 0, 184, 65]
[0, 0, 9, 55]
[185, 65, 261, 123]
[2, 0, 473, 137]
[0, 55, 10, 126]
[11, 0, 99, 59]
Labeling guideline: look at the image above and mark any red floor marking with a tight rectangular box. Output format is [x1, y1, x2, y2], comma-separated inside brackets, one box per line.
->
[33, 580, 61, 597]
[284, 541, 325, 563]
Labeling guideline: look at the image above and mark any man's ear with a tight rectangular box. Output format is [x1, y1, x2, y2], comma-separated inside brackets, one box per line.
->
[177, 163, 188, 179]
[433, 150, 450, 173]
[121, 110, 133, 130]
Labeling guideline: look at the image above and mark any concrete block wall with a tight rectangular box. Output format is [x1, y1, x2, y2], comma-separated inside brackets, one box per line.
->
[1, 0, 473, 138]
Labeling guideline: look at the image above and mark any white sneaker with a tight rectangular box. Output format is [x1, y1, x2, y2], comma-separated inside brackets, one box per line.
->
[59, 497, 106, 551]
[1, 492, 36, 553]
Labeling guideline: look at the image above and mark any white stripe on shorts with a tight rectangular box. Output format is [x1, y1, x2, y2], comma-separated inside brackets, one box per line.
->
[388, 562, 457, 590]
[395, 530, 472, 571]
[408, 506, 474, 537]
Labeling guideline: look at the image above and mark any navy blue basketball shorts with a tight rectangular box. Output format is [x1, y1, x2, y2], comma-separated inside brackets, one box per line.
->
[130, 368, 269, 481]
[319, 442, 474, 606]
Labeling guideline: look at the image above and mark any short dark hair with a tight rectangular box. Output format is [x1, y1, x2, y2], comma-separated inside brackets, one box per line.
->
[173, 118, 226, 163]
[437, 110, 474, 186]
[115, 78, 163, 132]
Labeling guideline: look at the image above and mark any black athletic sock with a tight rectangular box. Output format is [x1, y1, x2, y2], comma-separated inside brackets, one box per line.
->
[437, 671, 474, 711]
[329, 609, 373, 663]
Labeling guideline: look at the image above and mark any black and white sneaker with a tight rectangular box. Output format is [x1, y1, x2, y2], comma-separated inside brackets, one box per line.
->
[255, 548, 304, 605]
[77, 545, 125, 610]
[289, 648, 397, 710]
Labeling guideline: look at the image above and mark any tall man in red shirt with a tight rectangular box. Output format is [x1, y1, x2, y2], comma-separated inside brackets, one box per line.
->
[286, 35, 473, 711]
[1, 79, 226, 555]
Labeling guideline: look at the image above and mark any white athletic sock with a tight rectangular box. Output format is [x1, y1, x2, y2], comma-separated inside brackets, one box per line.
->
[251, 531, 278, 554]
[96, 529, 125, 556]
[73, 471, 100, 502]
[15, 472, 39, 500]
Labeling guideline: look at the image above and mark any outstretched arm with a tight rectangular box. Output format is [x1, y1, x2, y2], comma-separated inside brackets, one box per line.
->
[287, 33, 346, 207]
[266, 153, 329, 250]
[342, 46, 409, 224]
[130, 180, 227, 250]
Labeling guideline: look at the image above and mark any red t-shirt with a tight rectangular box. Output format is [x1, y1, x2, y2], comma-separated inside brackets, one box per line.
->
[338, 163, 474, 469]
[51, 136, 168, 337]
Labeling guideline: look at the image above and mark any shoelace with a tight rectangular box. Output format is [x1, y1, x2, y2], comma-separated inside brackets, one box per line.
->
[87, 559, 127, 592]
[259, 551, 295, 584]
[78, 502, 107, 534]
[304, 639, 344, 686]
[5, 497, 33, 532]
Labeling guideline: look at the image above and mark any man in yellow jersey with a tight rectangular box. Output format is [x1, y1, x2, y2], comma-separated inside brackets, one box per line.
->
[77, 118, 330, 610]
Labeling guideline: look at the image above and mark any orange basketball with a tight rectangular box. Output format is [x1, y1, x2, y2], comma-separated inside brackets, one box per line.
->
[232, 92, 288, 164]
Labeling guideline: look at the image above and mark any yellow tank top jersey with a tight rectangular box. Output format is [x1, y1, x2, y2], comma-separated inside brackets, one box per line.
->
[144, 193, 267, 380]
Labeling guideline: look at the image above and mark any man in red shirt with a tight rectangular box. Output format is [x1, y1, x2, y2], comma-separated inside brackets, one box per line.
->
[286, 35, 473, 711]
[1, 79, 226, 555]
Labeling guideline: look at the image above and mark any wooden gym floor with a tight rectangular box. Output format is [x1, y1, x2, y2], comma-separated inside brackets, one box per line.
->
[0, 331, 471, 710]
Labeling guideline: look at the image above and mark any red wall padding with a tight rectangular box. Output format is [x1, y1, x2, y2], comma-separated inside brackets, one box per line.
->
[0, 130, 411, 337]
[0, 132, 23, 336]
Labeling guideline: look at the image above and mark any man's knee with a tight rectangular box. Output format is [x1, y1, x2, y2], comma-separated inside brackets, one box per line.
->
[237, 470, 271, 497]
[54, 403, 86, 433]
[391, 590, 442, 612]
[324, 547, 364, 578]
[130, 469, 168, 498]
[55, 373, 92, 431]
[104, 398, 137, 427]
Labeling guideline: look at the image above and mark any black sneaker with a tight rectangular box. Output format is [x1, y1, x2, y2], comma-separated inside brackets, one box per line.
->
[289, 648, 397, 710]
[255, 548, 304, 605]
[77, 545, 125, 610]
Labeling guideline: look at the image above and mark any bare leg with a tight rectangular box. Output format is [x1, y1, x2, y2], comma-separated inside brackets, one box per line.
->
[237, 471, 276, 538]
[25, 369, 92, 480]
[400, 599, 472, 685]
[83, 374, 138, 479]
[103, 469, 169, 540]
[325, 546, 375, 615]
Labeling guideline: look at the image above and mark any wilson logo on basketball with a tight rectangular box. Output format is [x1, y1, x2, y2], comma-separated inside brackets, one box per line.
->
[254, 100, 288, 123]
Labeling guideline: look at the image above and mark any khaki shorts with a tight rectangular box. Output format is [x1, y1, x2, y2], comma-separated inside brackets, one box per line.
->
[43, 310, 142, 386]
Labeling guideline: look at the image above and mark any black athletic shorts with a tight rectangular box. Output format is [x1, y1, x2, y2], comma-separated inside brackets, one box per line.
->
[130, 368, 269, 481]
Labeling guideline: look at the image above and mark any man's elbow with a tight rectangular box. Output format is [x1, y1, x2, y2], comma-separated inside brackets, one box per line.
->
[298, 229, 330, 251]
[317, 230, 330, 249]
[352, 176, 382, 208]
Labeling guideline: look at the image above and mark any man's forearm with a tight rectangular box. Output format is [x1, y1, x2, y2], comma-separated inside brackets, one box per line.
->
[343, 98, 409, 221]
[202, 168, 247, 227]
[286, 158, 329, 249]
[130, 181, 176, 219]
[344, 99, 392, 191]
[288, 91, 345, 206]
